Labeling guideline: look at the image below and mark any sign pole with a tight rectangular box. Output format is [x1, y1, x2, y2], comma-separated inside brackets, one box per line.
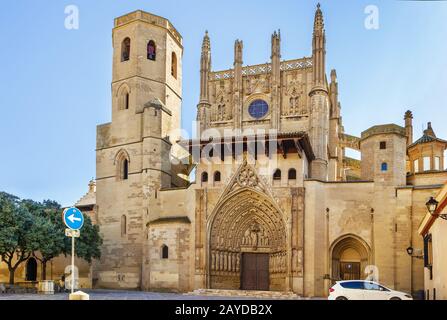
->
[71, 235, 75, 295]
[63, 207, 86, 300]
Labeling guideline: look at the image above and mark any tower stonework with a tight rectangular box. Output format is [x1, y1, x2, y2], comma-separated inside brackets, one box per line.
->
[95, 11, 184, 289]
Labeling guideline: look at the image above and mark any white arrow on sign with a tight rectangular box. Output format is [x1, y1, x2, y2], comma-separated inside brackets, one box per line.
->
[68, 214, 82, 224]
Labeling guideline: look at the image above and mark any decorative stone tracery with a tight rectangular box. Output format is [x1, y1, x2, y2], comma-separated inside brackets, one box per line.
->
[207, 163, 287, 290]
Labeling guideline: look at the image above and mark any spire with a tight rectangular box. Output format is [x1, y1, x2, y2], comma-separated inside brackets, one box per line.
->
[312, 3, 326, 89]
[202, 30, 211, 53]
[314, 3, 324, 33]
[329, 69, 339, 118]
[271, 29, 281, 59]
[270, 30, 281, 130]
[234, 39, 243, 65]
[199, 30, 211, 103]
[404, 110, 413, 120]
[330, 69, 337, 82]
[404, 110, 413, 146]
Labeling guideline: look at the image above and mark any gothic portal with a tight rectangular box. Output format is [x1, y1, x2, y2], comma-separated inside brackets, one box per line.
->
[207, 164, 288, 291]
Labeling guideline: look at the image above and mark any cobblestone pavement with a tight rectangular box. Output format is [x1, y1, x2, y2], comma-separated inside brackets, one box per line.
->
[0, 289, 324, 300]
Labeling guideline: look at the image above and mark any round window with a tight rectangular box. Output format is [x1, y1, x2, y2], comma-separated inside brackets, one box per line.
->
[248, 100, 269, 119]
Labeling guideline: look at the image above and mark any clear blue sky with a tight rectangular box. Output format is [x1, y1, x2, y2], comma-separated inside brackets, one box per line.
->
[1, 0, 446, 206]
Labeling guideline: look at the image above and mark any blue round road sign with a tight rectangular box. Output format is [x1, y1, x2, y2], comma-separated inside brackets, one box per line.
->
[63, 207, 84, 230]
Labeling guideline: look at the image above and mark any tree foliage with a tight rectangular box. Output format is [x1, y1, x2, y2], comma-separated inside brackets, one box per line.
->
[0, 193, 39, 284]
[0, 192, 102, 283]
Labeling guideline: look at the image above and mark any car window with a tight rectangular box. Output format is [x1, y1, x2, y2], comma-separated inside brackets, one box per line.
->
[364, 282, 380, 290]
[340, 281, 365, 290]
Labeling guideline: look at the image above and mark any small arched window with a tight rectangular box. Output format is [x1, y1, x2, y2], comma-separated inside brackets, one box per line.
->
[171, 52, 177, 79]
[121, 37, 131, 62]
[273, 169, 281, 181]
[116, 149, 130, 181]
[147, 40, 156, 61]
[121, 215, 127, 236]
[124, 92, 129, 110]
[122, 159, 129, 180]
[118, 84, 130, 110]
[214, 171, 221, 182]
[161, 245, 169, 259]
[381, 162, 388, 172]
[288, 169, 297, 180]
[201, 172, 208, 183]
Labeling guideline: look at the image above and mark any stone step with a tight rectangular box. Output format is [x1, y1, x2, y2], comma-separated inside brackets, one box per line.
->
[187, 289, 300, 299]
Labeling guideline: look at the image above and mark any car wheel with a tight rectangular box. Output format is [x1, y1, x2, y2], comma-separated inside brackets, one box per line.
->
[336, 296, 348, 300]
[390, 297, 401, 301]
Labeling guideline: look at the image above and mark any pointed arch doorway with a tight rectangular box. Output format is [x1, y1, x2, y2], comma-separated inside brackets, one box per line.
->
[330, 235, 371, 282]
[207, 187, 288, 292]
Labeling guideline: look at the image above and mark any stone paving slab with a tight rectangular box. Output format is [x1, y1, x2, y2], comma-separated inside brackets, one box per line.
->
[0, 289, 325, 300]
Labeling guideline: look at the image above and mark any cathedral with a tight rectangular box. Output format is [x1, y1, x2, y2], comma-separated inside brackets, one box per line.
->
[93, 5, 447, 297]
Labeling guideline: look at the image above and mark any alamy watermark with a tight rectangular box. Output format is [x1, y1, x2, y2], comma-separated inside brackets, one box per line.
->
[65, 5, 79, 30]
[364, 5, 380, 30]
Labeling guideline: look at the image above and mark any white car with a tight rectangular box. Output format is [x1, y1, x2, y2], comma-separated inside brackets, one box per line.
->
[328, 280, 413, 300]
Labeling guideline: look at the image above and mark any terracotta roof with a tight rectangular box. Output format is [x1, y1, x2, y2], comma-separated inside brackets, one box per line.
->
[408, 122, 447, 148]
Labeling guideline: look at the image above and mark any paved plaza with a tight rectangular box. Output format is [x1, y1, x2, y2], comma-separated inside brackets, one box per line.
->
[0, 289, 323, 300]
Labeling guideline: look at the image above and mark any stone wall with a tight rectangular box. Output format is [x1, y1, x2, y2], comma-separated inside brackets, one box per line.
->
[145, 220, 191, 292]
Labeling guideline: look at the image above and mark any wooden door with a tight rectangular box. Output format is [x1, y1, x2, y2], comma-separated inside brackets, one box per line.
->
[340, 262, 361, 280]
[241, 253, 269, 291]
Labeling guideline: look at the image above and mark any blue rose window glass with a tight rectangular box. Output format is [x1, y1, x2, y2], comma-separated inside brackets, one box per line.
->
[248, 100, 269, 119]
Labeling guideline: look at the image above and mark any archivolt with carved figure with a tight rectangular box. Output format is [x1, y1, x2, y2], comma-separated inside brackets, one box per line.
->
[208, 187, 287, 291]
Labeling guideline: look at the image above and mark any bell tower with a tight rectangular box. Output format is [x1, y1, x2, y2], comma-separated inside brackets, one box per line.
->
[96, 11, 184, 290]
[111, 10, 183, 142]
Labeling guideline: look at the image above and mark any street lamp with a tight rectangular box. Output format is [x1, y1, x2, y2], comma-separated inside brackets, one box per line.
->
[426, 197, 447, 220]
[406, 246, 423, 259]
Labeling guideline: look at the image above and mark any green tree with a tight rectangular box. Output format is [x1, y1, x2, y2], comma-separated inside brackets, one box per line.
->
[0, 193, 39, 284]
[1, 192, 103, 284]
[22, 200, 65, 280]
[25, 200, 103, 279]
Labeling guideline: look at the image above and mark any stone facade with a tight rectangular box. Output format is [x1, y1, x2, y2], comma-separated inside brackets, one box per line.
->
[91, 6, 447, 298]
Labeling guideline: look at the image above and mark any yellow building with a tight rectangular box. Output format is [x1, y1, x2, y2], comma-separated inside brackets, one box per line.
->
[418, 183, 447, 300]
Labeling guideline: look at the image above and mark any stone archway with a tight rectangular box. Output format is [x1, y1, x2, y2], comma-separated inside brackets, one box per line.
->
[208, 188, 287, 292]
[26, 258, 37, 282]
[330, 234, 371, 282]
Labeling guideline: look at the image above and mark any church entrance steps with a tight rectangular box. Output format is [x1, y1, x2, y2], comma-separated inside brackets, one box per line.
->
[186, 289, 301, 299]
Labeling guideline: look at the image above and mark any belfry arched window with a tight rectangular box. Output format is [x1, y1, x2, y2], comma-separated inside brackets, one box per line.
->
[273, 169, 281, 181]
[201, 172, 208, 183]
[121, 37, 131, 62]
[147, 40, 156, 61]
[214, 171, 221, 183]
[171, 52, 178, 79]
[288, 169, 297, 180]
